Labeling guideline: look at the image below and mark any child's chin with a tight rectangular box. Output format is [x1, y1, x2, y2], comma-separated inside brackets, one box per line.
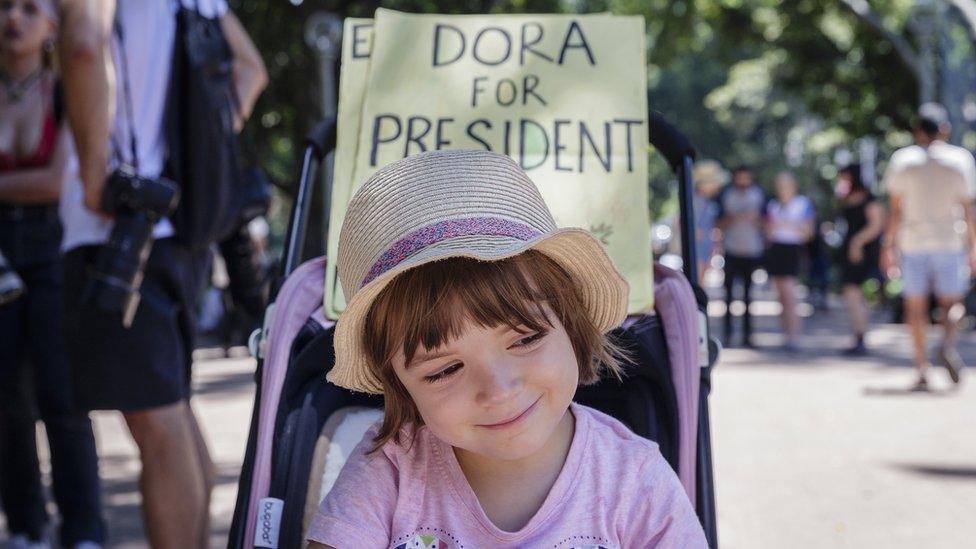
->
[466, 422, 558, 461]
[469, 437, 549, 462]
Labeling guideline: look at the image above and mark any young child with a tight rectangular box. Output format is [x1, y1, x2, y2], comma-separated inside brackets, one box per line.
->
[307, 150, 707, 548]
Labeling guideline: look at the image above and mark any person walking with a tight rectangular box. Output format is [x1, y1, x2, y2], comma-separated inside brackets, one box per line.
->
[57, 0, 267, 546]
[692, 160, 725, 285]
[881, 103, 976, 391]
[716, 165, 767, 348]
[764, 171, 815, 352]
[0, 1, 104, 547]
[836, 164, 884, 356]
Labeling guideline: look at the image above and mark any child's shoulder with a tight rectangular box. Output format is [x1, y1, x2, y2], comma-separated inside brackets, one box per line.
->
[573, 403, 661, 467]
[363, 418, 441, 471]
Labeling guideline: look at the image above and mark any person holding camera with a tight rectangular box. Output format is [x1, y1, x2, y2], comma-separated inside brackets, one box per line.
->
[0, 1, 105, 547]
[57, 0, 266, 546]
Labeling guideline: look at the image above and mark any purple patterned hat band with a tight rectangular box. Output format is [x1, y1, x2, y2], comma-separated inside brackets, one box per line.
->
[362, 216, 542, 286]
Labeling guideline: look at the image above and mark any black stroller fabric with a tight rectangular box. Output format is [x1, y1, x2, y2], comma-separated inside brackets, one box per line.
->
[231, 312, 680, 549]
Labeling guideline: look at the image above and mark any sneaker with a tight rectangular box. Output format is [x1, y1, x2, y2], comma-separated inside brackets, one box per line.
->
[909, 375, 930, 392]
[7, 535, 51, 549]
[842, 341, 868, 356]
[938, 346, 964, 384]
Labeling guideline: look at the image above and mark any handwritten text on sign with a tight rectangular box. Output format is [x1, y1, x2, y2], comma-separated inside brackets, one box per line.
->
[324, 10, 654, 318]
[365, 22, 644, 175]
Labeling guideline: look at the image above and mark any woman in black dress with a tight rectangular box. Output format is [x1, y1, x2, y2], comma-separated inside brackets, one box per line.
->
[837, 164, 885, 355]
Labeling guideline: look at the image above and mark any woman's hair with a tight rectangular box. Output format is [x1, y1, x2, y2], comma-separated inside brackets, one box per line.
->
[362, 249, 624, 451]
[839, 164, 865, 193]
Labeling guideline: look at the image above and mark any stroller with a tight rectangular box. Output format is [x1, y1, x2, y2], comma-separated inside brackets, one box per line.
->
[227, 109, 720, 549]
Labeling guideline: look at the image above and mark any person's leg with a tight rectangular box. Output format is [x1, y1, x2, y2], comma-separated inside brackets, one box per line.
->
[900, 253, 933, 387]
[771, 276, 787, 332]
[782, 276, 800, 344]
[741, 258, 757, 346]
[936, 295, 964, 350]
[904, 296, 931, 379]
[172, 246, 217, 548]
[842, 283, 869, 353]
[723, 256, 738, 344]
[775, 276, 799, 347]
[123, 402, 207, 549]
[25, 253, 104, 546]
[932, 251, 969, 383]
[185, 401, 216, 549]
[0, 269, 48, 543]
[935, 294, 965, 384]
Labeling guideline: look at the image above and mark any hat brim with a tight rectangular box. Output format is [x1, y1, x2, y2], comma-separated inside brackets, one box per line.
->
[327, 228, 630, 394]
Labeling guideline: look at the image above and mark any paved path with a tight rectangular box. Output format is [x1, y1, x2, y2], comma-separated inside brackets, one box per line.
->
[4, 296, 975, 548]
[710, 297, 976, 548]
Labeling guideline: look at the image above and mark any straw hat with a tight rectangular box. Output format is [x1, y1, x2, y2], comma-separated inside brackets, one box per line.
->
[329, 149, 629, 394]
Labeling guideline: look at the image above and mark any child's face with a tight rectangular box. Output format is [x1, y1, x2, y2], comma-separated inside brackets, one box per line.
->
[391, 307, 579, 462]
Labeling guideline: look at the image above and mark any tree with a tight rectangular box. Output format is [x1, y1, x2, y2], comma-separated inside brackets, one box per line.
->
[232, 0, 975, 242]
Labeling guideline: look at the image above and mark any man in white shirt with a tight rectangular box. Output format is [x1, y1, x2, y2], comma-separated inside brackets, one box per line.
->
[882, 103, 976, 391]
[58, 1, 266, 546]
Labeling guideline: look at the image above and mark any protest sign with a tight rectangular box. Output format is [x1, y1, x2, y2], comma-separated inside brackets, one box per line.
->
[325, 9, 652, 318]
[324, 17, 374, 319]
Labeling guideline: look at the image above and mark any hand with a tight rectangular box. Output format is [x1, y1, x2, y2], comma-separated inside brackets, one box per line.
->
[880, 246, 899, 279]
[848, 243, 864, 264]
[233, 111, 245, 134]
[82, 170, 108, 216]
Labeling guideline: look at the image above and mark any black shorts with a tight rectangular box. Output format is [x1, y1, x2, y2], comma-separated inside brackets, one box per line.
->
[840, 244, 880, 285]
[62, 238, 207, 412]
[765, 243, 803, 277]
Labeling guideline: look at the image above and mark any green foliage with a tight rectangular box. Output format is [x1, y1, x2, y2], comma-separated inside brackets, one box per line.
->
[233, 0, 974, 244]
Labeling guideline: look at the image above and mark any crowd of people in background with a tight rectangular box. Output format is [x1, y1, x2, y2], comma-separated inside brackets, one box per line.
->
[692, 103, 976, 390]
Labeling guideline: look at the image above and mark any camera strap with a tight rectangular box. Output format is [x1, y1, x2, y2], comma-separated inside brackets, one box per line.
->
[110, 7, 140, 172]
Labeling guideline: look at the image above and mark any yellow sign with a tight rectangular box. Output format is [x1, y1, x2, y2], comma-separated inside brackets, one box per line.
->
[325, 10, 652, 318]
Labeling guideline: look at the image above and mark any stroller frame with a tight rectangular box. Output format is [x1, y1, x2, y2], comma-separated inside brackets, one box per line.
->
[229, 107, 719, 548]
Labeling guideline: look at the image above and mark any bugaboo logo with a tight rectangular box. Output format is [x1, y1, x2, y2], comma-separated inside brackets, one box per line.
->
[254, 497, 283, 549]
[260, 501, 275, 543]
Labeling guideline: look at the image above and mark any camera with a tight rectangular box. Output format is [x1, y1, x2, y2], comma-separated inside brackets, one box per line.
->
[82, 166, 180, 327]
[0, 249, 25, 306]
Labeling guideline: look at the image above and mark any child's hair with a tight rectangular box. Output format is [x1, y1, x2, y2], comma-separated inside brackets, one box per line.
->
[362, 249, 624, 451]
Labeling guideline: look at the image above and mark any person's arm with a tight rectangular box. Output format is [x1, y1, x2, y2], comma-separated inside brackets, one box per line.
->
[221, 11, 268, 133]
[850, 201, 885, 248]
[306, 425, 396, 548]
[57, 0, 115, 215]
[961, 197, 976, 272]
[713, 187, 728, 230]
[0, 123, 70, 203]
[800, 199, 816, 242]
[880, 195, 901, 278]
[963, 156, 976, 271]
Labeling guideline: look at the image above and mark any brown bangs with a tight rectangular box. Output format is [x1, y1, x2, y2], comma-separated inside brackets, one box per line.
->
[362, 249, 623, 451]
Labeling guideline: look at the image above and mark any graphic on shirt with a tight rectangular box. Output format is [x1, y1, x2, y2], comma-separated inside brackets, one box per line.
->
[391, 536, 612, 549]
[393, 534, 449, 549]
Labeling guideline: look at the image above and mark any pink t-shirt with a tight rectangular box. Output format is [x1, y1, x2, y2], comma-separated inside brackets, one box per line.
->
[307, 403, 707, 548]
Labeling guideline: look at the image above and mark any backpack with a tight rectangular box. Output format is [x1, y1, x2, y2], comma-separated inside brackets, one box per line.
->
[165, 3, 242, 249]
